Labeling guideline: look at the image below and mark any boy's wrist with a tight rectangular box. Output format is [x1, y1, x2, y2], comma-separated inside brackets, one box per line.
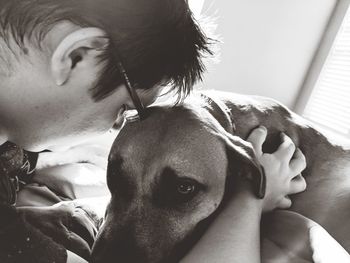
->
[237, 191, 264, 207]
[228, 190, 264, 216]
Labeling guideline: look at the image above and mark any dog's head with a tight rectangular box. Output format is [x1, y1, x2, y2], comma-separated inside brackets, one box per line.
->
[91, 104, 265, 263]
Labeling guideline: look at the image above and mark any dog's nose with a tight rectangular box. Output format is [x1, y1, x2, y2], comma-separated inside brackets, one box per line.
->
[92, 243, 147, 263]
[91, 229, 148, 263]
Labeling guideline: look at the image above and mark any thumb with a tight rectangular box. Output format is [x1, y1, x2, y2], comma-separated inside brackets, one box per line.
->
[246, 126, 267, 156]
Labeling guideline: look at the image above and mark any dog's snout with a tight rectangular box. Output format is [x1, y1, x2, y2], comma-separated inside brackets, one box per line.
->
[92, 247, 146, 263]
[92, 219, 163, 263]
[92, 230, 147, 263]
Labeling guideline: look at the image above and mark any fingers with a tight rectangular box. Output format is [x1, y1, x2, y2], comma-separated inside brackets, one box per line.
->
[278, 175, 306, 209]
[57, 202, 98, 248]
[275, 133, 296, 160]
[19, 204, 93, 261]
[289, 174, 307, 195]
[246, 126, 267, 156]
[71, 208, 98, 248]
[246, 127, 308, 212]
[64, 230, 92, 261]
[50, 203, 95, 259]
[290, 148, 307, 173]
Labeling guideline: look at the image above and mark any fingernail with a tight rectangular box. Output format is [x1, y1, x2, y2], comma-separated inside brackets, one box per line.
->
[259, 126, 267, 131]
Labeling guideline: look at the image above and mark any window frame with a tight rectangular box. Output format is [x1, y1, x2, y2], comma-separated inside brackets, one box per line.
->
[294, 0, 350, 115]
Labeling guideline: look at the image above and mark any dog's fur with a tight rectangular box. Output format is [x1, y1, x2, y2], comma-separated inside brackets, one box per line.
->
[91, 90, 350, 263]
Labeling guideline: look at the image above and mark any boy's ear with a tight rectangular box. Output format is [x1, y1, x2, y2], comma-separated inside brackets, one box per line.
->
[51, 27, 109, 86]
[223, 133, 266, 199]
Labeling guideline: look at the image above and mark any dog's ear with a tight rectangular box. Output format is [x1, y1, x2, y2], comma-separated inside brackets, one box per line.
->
[224, 134, 266, 199]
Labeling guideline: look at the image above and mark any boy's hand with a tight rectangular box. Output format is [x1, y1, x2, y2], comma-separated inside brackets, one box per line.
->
[17, 202, 98, 260]
[247, 126, 307, 212]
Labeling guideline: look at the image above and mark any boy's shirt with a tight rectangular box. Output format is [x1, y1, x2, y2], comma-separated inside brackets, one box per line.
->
[0, 141, 38, 205]
[0, 142, 71, 262]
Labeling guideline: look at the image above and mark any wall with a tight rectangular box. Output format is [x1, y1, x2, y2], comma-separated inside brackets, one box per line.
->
[198, 0, 337, 108]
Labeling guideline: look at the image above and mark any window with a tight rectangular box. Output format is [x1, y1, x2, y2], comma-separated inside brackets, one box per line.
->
[303, 5, 350, 138]
[189, 0, 205, 17]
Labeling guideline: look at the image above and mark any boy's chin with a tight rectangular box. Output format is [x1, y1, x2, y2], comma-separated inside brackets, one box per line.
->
[46, 144, 72, 152]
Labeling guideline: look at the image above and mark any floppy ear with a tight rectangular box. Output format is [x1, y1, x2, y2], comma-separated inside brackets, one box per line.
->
[223, 133, 266, 199]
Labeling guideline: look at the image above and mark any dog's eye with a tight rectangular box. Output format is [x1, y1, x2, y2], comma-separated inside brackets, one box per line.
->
[155, 167, 203, 207]
[175, 179, 199, 203]
[177, 181, 196, 195]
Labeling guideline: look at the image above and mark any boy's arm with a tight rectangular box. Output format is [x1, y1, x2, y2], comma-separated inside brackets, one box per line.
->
[181, 127, 307, 263]
[181, 192, 263, 263]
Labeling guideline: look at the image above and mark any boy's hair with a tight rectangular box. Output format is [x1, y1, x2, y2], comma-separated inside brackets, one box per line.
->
[0, 0, 213, 101]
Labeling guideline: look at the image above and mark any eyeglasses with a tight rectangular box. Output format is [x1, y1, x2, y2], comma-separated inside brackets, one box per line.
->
[116, 58, 146, 121]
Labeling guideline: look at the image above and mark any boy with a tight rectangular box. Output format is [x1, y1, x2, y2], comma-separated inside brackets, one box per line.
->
[0, 0, 211, 262]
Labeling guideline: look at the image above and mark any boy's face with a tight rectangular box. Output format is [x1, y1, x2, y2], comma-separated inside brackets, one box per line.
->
[0, 26, 161, 151]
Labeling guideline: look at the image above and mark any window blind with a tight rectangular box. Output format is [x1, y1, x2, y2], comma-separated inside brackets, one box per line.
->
[303, 6, 350, 137]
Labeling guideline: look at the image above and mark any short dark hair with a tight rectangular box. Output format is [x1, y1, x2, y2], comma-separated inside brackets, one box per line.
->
[0, 0, 213, 101]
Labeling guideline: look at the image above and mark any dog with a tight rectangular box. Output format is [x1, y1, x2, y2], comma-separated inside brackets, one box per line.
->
[91, 90, 350, 263]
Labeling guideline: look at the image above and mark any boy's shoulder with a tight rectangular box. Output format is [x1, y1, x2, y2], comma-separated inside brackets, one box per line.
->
[0, 142, 38, 205]
[0, 141, 38, 176]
